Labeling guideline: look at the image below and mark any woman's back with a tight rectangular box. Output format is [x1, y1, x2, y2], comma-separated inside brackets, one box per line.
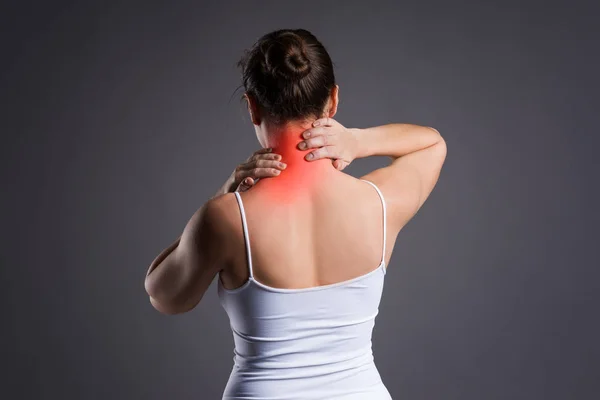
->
[219, 172, 392, 292]
[218, 173, 393, 399]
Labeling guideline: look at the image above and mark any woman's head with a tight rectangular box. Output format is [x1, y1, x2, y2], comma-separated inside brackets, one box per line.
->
[238, 29, 338, 129]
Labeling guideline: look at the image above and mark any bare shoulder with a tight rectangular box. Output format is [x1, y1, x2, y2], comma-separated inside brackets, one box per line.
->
[182, 192, 240, 269]
[203, 192, 240, 237]
[359, 137, 447, 235]
[359, 169, 421, 229]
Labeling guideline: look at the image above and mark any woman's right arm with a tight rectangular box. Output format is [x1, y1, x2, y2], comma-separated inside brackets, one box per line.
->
[354, 123, 447, 232]
[301, 119, 446, 234]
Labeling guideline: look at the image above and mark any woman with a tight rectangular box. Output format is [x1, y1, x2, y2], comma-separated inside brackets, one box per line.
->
[145, 29, 446, 399]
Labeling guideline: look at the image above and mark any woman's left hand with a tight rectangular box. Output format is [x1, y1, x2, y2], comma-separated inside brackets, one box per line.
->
[214, 148, 287, 197]
[233, 148, 287, 192]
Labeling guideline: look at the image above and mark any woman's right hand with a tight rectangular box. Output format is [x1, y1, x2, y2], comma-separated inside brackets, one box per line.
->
[231, 148, 287, 192]
[298, 117, 358, 171]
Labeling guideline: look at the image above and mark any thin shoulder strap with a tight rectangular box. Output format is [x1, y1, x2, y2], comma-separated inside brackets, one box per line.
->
[360, 179, 387, 270]
[233, 192, 254, 279]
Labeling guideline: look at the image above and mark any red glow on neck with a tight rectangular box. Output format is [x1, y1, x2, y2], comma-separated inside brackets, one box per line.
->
[254, 127, 336, 203]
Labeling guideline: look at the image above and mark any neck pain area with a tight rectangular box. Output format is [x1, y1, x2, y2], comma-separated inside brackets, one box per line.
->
[253, 126, 338, 203]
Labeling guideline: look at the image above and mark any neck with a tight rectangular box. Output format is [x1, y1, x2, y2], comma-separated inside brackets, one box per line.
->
[254, 125, 337, 202]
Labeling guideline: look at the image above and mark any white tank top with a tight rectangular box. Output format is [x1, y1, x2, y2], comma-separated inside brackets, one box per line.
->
[218, 179, 392, 400]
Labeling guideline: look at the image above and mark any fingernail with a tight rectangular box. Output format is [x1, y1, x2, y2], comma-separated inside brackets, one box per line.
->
[274, 169, 281, 174]
[267, 148, 273, 152]
[279, 162, 287, 169]
[298, 142, 307, 150]
[303, 131, 311, 138]
[306, 153, 313, 160]
[313, 121, 320, 127]
[244, 178, 251, 184]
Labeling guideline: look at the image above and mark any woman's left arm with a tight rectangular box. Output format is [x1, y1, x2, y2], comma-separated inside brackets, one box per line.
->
[144, 148, 285, 314]
[144, 198, 226, 315]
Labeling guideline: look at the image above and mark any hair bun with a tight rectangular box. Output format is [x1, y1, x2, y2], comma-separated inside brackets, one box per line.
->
[238, 28, 335, 124]
[264, 34, 312, 80]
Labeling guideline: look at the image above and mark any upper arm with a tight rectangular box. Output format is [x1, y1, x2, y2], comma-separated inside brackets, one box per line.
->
[360, 128, 447, 234]
[146, 195, 232, 314]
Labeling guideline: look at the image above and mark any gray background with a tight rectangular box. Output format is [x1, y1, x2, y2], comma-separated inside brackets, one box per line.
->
[2, 1, 599, 399]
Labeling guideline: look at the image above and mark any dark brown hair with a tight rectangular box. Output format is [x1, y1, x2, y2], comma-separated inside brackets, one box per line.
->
[237, 29, 336, 125]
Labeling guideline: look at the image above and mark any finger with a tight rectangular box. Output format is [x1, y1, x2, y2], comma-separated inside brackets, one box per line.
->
[305, 145, 336, 161]
[250, 167, 282, 178]
[299, 134, 330, 150]
[255, 147, 273, 154]
[242, 176, 255, 186]
[261, 153, 282, 161]
[312, 117, 334, 127]
[243, 159, 287, 171]
[301, 126, 327, 139]
[250, 152, 282, 162]
[237, 177, 255, 192]
[247, 147, 273, 162]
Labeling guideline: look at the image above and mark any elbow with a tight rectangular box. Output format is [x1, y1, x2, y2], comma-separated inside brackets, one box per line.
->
[144, 267, 177, 304]
[148, 295, 187, 315]
[145, 277, 184, 315]
[144, 273, 161, 301]
[427, 127, 447, 155]
[437, 134, 447, 155]
[145, 278, 196, 315]
[427, 126, 443, 141]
